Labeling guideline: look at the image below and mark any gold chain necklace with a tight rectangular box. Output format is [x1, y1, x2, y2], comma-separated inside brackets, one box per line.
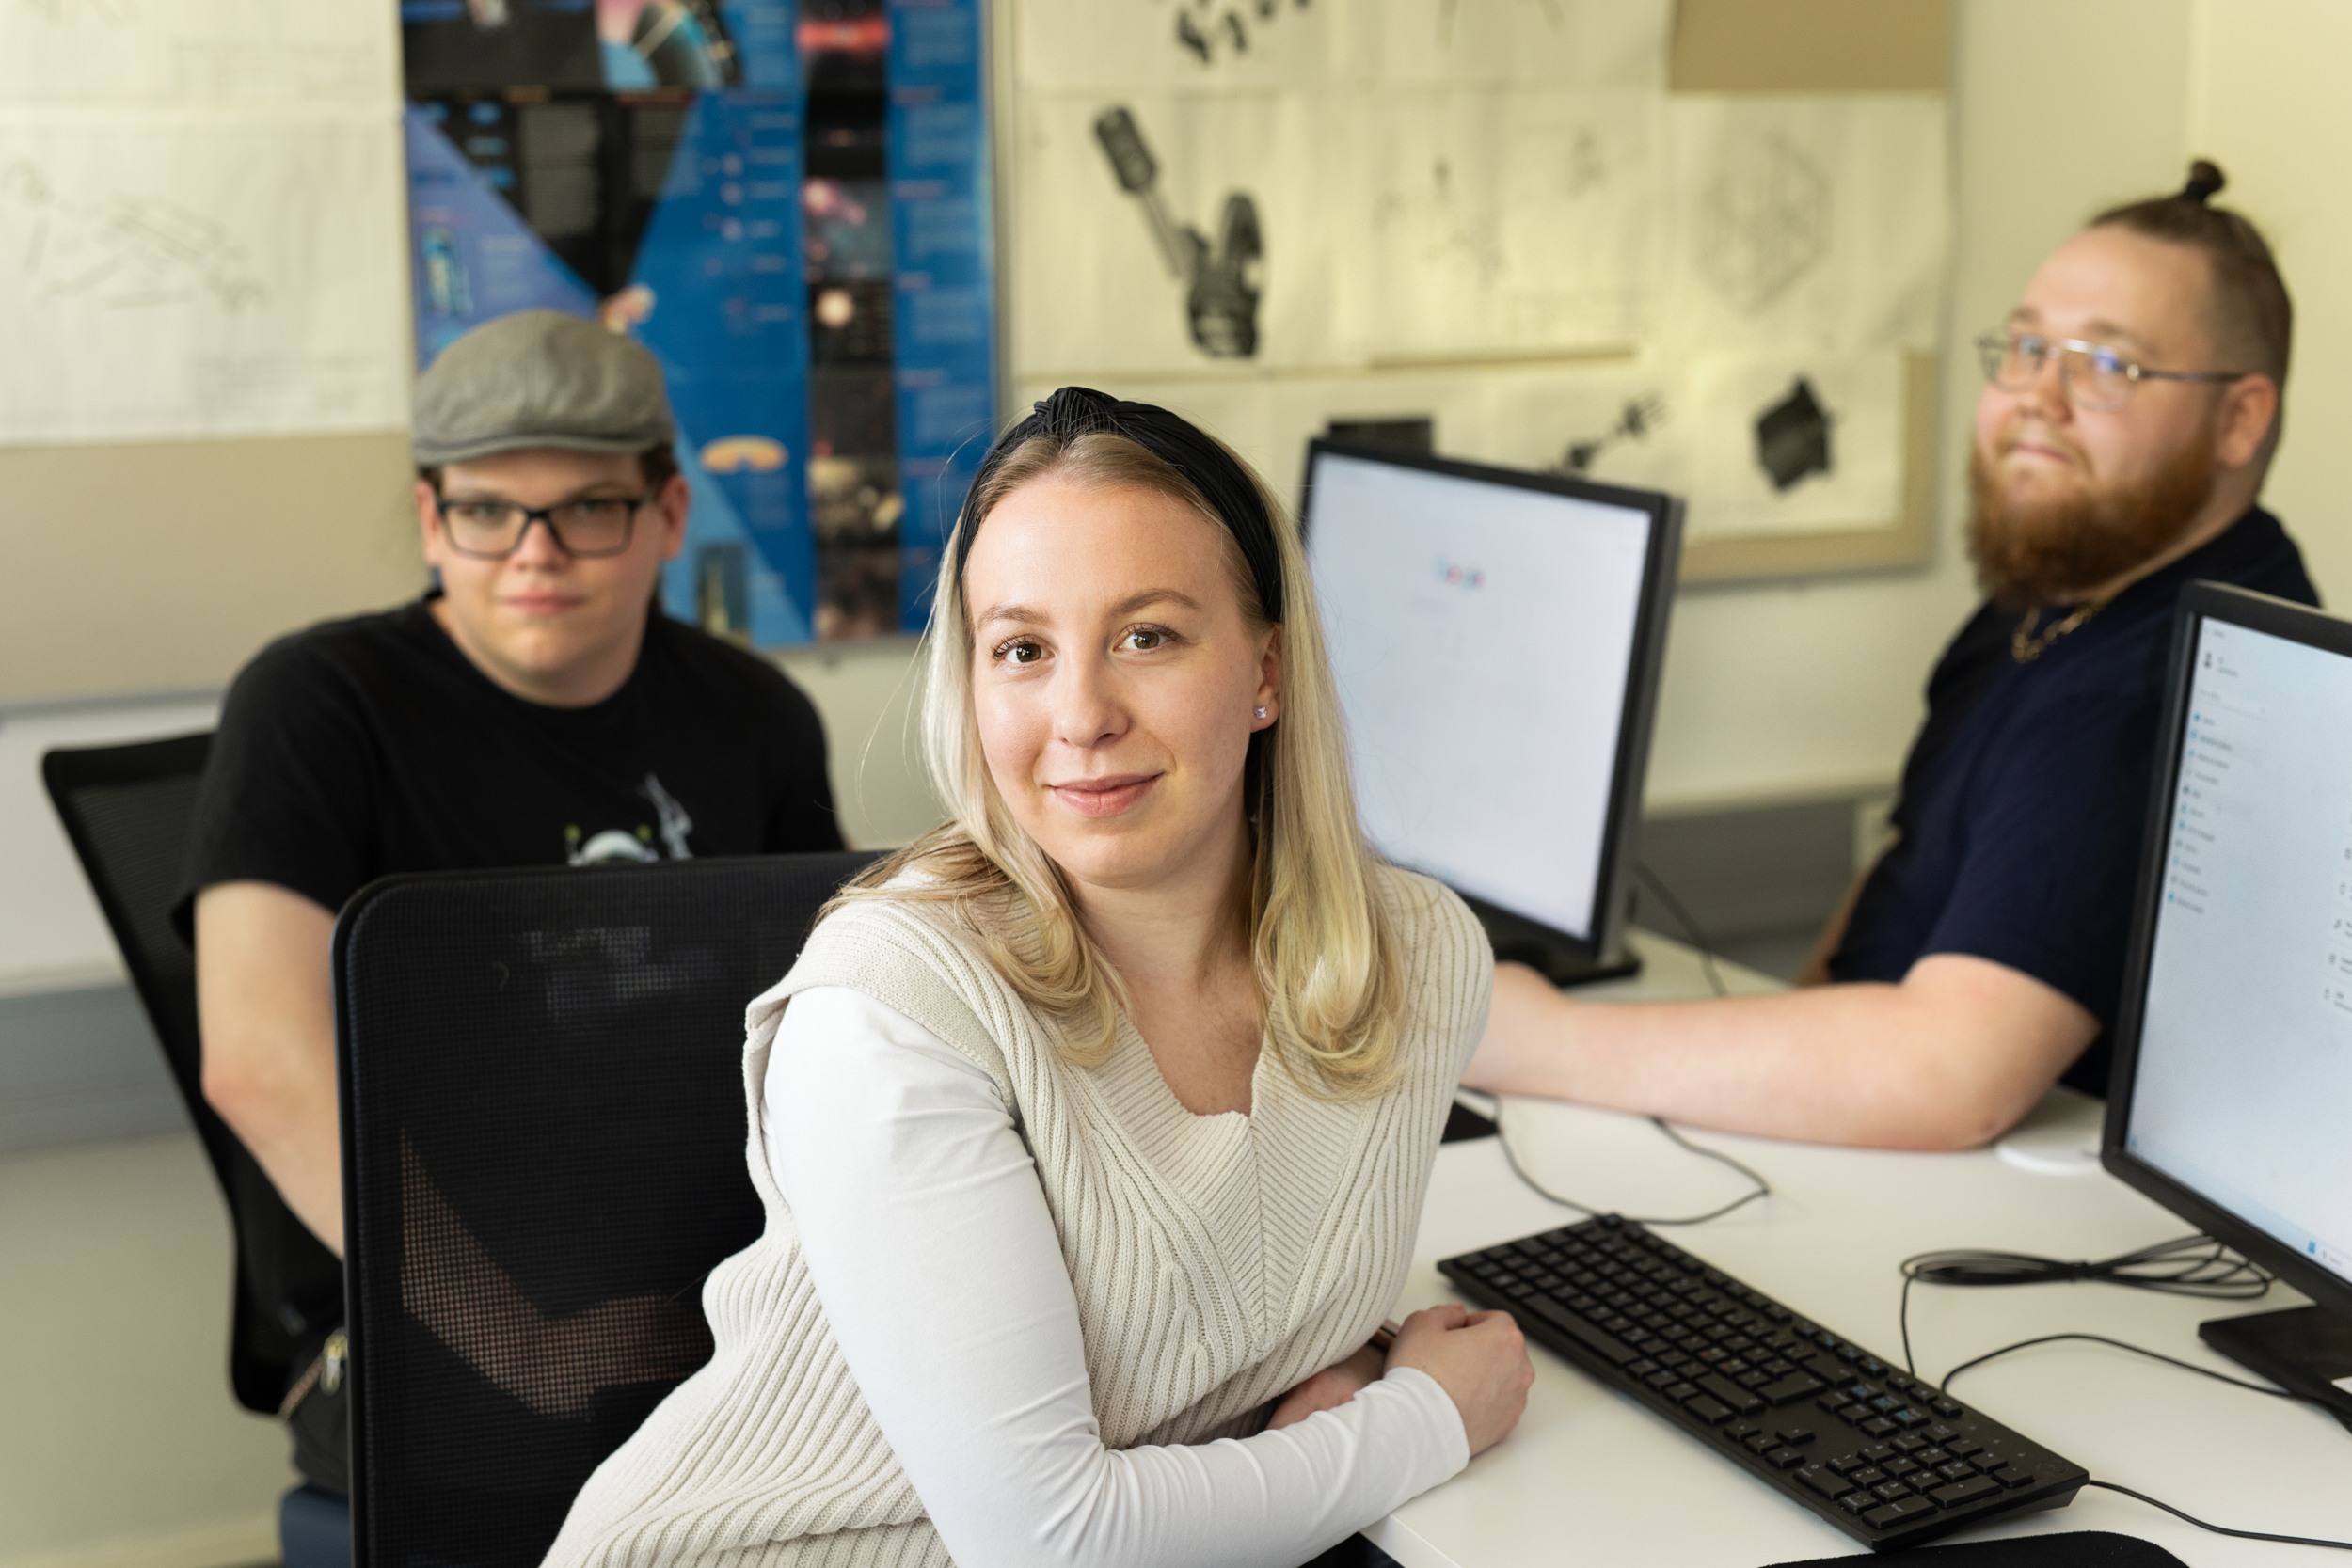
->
[2010, 595, 2112, 663]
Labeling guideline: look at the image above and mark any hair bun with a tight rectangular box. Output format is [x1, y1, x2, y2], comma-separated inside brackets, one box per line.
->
[2182, 159, 2227, 204]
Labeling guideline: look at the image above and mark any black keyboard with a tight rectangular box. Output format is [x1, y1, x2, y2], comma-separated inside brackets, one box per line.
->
[1439, 1215, 2087, 1551]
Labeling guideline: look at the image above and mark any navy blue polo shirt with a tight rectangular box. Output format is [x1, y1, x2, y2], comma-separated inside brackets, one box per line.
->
[1828, 508, 2316, 1096]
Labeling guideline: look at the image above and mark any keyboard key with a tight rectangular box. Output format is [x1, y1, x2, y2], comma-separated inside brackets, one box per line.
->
[1859, 1417, 1898, 1437]
[1994, 1467, 2036, 1490]
[1743, 1433, 1775, 1455]
[1766, 1446, 1808, 1470]
[1865, 1497, 1940, 1528]
[1942, 1437, 1981, 1458]
[1797, 1463, 1853, 1500]
[1893, 1434, 1930, 1454]
[1682, 1394, 1733, 1425]
[1870, 1481, 1913, 1503]
[1848, 1466, 1886, 1488]
[1772, 1425, 1816, 1448]
[1825, 1452, 1864, 1476]
[1929, 1475, 2001, 1508]
[1698, 1373, 1767, 1415]
[1522, 1297, 1639, 1365]
[1937, 1461, 1974, 1482]
[1858, 1444, 1897, 1465]
[1759, 1371, 1826, 1405]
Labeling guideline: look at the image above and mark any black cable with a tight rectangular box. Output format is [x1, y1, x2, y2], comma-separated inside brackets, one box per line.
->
[1938, 1331, 2340, 1410]
[1493, 1101, 1772, 1227]
[2081, 1479, 2352, 1553]
[1892, 1237, 2352, 1551]
[1896, 1234, 2274, 1376]
[1486, 860, 1770, 1223]
[1632, 860, 1730, 999]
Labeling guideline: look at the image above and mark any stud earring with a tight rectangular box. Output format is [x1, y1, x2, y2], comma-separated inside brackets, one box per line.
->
[1254, 705, 1269, 720]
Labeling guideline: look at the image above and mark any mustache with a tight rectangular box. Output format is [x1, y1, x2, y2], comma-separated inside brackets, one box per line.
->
[1989, 413, 2088, 467]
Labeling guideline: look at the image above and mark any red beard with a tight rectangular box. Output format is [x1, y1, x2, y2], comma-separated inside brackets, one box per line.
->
[1966, 425, 2217, 609]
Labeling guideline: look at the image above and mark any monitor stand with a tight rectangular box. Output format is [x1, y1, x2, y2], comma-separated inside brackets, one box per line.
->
[2201, 1305, 2352, 1436]
[1466, 896, 1642, 990]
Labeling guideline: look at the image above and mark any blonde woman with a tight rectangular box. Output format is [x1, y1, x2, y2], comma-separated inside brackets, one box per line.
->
[547, 388, 1531, 1568]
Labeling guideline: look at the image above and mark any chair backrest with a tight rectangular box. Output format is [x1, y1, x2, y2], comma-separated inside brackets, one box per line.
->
[335, 849, 882, 1568]
[40, 733, 334, 1414]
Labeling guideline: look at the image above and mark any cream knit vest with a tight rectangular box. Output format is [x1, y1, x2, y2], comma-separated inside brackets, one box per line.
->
[544, 864, 1491, 1568]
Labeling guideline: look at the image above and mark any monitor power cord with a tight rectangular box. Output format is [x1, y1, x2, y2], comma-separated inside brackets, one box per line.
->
[1896, 1237, 2352, 1552]
[1490, 861, 1770, 1226]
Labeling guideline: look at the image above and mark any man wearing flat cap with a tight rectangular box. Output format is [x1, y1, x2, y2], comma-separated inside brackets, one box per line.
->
[177, 311, 841, 1529]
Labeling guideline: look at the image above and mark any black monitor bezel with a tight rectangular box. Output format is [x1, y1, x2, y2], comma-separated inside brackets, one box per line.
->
[2102, 579, 2352, 1324]
[1297, 437, 1684, 967]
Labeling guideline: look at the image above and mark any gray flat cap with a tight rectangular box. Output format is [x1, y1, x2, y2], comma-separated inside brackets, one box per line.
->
[413, 310, 675, 467]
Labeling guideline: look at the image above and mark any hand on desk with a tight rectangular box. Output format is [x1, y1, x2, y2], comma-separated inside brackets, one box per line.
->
[1388, 1304, 1534, 1456]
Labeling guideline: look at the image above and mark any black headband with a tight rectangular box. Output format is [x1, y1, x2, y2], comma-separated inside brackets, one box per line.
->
[952, 385, 1284, 623]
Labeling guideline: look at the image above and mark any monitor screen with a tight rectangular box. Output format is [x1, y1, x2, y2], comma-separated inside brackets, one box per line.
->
[1303, 446, 1671, 944]
[2122, 610, 2352, 1294]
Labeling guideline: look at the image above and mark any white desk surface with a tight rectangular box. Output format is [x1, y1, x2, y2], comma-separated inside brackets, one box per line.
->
[1373, 929, 2352, 1567]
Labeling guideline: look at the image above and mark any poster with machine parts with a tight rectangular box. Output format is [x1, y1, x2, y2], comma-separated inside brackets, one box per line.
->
[402, 0, 997, 644]
[1000, 0, 1949, 578]
[0, 0, 409, 445]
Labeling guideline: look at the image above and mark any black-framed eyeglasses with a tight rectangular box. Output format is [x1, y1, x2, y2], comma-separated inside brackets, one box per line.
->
[432, 492, 657, 559]
[1974, 330, 2251, 414]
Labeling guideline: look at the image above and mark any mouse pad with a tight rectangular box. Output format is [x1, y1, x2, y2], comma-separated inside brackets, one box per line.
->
[1764, 1530, 2187, 1566]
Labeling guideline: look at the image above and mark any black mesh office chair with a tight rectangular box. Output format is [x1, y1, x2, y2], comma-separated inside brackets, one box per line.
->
[41, 733, 340, 1415]
[333, 850, 880, 1568]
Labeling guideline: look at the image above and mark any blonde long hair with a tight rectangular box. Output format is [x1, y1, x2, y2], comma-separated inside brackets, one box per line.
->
[839, 416, 1408, 1099]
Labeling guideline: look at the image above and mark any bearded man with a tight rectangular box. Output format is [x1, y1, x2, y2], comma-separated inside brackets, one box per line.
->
[1468, 163, 2316, 1149]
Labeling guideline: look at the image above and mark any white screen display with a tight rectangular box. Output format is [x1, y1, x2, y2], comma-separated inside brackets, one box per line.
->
[1305, 451, 1655, 941]
[2127, 617, 2352, 1289]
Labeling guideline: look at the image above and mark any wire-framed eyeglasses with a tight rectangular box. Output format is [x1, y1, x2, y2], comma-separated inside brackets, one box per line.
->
[1974, 330, 2250, 413]
[433, 492, 656, 560]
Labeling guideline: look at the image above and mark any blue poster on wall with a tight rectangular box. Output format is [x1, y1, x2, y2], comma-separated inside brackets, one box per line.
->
[398, 0, 993, 646]
[884, 0, 996, 629]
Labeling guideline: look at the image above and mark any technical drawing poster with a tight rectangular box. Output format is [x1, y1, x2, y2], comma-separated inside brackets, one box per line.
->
[1012, 89, 1336, 376]
[0, 106, 410, 443]
[0, 0, 400, 105]
[1661, 94, 1948, 356]
[0, 0, 409, 446]
[1346, 87, 1656, 360]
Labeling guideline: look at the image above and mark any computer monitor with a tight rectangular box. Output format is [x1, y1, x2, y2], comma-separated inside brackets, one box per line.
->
[1300, 441, 1682, 984]
[2105, 581, 2352, 1431]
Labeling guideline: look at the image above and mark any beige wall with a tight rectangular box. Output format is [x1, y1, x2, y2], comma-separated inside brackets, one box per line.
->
[2187, 0, 2352, 604]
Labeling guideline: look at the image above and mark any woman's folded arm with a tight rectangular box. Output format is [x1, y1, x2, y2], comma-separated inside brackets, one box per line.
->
[765, 987, 1470, 1568]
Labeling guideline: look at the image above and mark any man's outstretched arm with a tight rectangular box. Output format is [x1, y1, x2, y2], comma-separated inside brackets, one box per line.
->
[197, 880, 344, 1255]
[1464, 953, 2098, 1151]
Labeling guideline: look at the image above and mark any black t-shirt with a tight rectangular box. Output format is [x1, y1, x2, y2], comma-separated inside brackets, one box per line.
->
[179, 594, 841, 933]
[175, 594, 841, 1431]
[1829, 509, 2316, 1095]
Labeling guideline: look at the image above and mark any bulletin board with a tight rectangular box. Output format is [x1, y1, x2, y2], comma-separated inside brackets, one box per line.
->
[997, 0, 1955, 585]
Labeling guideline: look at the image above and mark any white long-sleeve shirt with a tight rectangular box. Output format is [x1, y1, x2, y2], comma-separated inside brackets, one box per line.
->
[762, 987, 1470, 1568]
